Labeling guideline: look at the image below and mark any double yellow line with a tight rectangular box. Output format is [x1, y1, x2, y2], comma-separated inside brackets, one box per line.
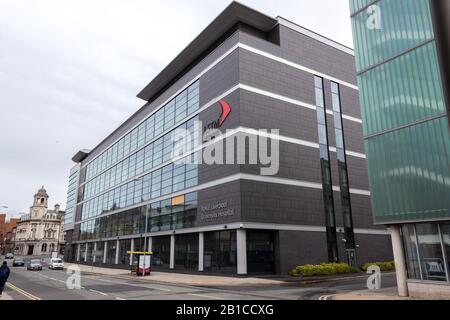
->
[6, 283, 42, 300]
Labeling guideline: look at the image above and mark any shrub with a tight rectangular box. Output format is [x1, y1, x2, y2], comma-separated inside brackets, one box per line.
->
[361, 261, 395, 272]
[289, 262, 358, 277]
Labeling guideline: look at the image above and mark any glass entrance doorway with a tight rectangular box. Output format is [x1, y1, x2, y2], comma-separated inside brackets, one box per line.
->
[247, 230, 275, 274]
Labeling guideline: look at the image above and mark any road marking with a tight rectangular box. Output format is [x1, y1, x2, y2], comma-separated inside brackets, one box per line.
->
[115, 297, 126, 300]
[319, 295, 332, 300]
[89, 289, 108, 296]
[83, 275, 171, 292]
[6, 283, 42, 300]
[187, 293, 225, 300]
[35, 272, 83, 287]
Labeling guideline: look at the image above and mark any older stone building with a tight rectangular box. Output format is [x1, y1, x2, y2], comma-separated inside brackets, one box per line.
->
[14, 187, 65, 256]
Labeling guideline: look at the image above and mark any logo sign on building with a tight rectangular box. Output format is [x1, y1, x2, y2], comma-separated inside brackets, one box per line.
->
[200, 201, 234, 221]
[203, 100, 232, 131]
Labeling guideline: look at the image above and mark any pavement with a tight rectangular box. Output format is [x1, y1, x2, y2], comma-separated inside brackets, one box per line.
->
[331, 286, 413, 300]
[0, 292, 13, 300]
[65, 262, 286, 286]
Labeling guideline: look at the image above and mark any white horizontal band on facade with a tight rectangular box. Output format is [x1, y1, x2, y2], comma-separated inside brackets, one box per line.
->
[239, 83, 362, 124]
[75, 172, 371, 225]
[82, 38, 360, 169]
[79, 125, 366, 205]
[81, 82, 364, 188]
[71, 222, 389, 244]
[238, 43, 359, 91]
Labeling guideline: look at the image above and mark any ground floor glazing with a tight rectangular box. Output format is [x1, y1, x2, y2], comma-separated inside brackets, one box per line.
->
[68, 229, 276, 275]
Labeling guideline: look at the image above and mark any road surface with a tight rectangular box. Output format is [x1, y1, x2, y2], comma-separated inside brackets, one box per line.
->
[1, 257, 397, 300]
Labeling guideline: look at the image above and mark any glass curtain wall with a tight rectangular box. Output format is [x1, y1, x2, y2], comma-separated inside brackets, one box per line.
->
[152, 236, 171, 269]
[402, 222, 450, 282]
[246, 230, 275, 274]
[204, 230, 237, 273]
[174, 233, 199, 270]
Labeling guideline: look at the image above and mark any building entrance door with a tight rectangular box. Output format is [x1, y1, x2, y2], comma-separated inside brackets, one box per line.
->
[27, 245, 34, 255]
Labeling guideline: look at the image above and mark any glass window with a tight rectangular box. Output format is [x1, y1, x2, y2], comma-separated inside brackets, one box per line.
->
[151, 169, 162, 199]
[152, 236, 171, 269]
[105, 240, 117, 265]
[161, 164, 173, 196]
[118, 239, 132, 266]
[204, 230, 237, 273]
[247, 230, 275, 274]
[145, 116, 155, 143]
[402, 224, 422, 280]
[154, 109, 164, 137]
[174, 233, 198, 270]
[416, 223, 446, 281]
[164, 100, 175, 130]
[439, 223, 450, 281]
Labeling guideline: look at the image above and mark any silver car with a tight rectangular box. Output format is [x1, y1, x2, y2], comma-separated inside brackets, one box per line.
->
[27, 259, 43, 271]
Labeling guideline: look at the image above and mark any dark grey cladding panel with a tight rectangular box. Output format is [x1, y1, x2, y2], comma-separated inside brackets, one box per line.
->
[240, 180, 326, 226]
[198, 89, 240, 185]
[346, 156, 370, 191]
[354, 233, 393, 264]
[198, 163, 240, 186]
[277, 230, 328, 274]
[197, 180, 241, 227]
[342, 119, 365, 154]
[81, 32, 240, 165]
[239, 48, 316, 106]
[239, 90, 318, 142]
[239, 26, 357, 86]
[239, 141, 322, 182]
[199, 50, 239, 107]
[352, 194, 377, 228]
[339, 85, 363, 119]
[325, 113, 365, 154]
[332, 190, 375, 231]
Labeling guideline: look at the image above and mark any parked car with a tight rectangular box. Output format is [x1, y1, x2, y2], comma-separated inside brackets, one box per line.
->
[27, 259, 42, 271]
[12, 257, 25, 267]
[48, 258, 64, 270]
[5, 253, 14, 259]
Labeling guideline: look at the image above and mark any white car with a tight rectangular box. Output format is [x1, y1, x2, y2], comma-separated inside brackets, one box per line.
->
[48, 258, 64, 270]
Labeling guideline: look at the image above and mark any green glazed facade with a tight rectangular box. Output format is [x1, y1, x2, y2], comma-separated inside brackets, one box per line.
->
[350, 0, 450, 224]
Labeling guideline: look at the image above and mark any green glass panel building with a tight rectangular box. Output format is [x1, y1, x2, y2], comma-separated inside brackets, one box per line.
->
[350, 0, 450, 296]
[350, 0, 450, 224]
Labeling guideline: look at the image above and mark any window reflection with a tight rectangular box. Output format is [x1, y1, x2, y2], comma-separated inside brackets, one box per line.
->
[416, 224, 446, 281]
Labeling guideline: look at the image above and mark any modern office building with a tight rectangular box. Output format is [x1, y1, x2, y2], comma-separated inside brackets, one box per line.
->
[64, 2, 392, 275]
[349, 0, 450, 297]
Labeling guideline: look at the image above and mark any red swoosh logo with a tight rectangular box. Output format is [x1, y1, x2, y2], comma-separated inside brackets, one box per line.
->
[218, 100, 231, 126]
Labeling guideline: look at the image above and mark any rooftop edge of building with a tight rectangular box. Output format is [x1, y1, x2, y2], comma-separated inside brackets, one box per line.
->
[73, 1, 355, 165]
[137, 1, 355, 102]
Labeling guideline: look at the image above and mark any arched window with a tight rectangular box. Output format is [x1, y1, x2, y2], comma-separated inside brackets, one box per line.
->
[49, 243, 55, 252]
[41, 243, 47, 252]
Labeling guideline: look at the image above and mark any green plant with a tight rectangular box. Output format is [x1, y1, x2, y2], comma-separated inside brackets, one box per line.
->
[289, 262, 358, 277]
[361, 261, 395, 272]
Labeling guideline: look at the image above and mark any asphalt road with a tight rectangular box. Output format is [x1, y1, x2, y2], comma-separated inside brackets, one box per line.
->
[1, 257, 397, 300]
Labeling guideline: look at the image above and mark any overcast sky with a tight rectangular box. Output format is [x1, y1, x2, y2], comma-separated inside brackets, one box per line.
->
[0, 0, 352, 219]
